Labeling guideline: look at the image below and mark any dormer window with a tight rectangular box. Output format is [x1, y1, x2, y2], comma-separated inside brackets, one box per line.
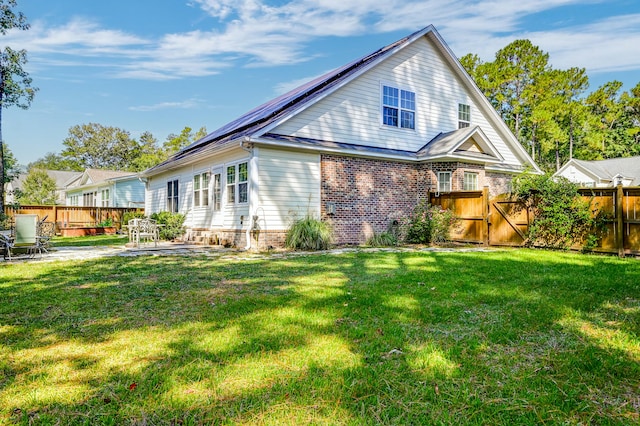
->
[382, 85, 415, 129]
[458, 103, 470, 128]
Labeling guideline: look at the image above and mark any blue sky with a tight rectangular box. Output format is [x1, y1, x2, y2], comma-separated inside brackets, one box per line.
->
[3, 0, 640, 166]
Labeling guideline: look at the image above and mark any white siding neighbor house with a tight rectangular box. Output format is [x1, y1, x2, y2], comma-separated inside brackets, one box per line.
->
[141, 25, 541, 248]
[554, 157, 640, 187]
[65, 169, 145, 208]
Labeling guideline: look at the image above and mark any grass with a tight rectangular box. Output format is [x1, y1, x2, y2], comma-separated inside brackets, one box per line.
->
[0, 248, 638, 425]
[51, 234, 129, 247]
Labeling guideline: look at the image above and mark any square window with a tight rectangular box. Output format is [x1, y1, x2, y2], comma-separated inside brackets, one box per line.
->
[463, 172, 478, 190]
[438, 172, 451, 193]
[226, 162, 249, 204]
[382, 85, 415, 129]
[193, 172, 210, 207]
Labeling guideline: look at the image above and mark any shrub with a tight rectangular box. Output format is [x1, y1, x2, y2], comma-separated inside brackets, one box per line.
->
[366, 231, 398, 247]
[512, 172, 607, 250]
[0, 212, 11, 230]
[123, 211, 146, 225]
[97, 217, 114, 227]
[402, 200, 456, 245]
[285, 215, 332, 250]
[150, 211, 186, 241]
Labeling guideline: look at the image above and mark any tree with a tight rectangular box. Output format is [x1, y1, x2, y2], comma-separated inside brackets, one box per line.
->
[61, 123, 141, 171]
[17, 168, 56, 204]
[131, 131, 165, 171]
[29, 152, 83, 171]
[465, 40, 550, 146]
[0, 0, 37, 211]
[163, 126, 207, 156]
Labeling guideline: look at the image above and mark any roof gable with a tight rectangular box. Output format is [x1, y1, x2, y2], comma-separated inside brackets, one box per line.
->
[417, 126, 503, 162]
[559, 156, 640, 185]
[143, 25, 541, 176]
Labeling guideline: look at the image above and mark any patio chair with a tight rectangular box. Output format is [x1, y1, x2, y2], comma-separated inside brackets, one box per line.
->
[127, 218, 142, 244]
[13, 214, 38, 257]
[137, 218, 159, 248]
[0, 232, 14, 260]
[34, 220, 55, 255]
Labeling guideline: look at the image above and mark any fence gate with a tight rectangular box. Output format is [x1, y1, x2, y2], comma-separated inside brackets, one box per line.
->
[488, 195, 529, 247]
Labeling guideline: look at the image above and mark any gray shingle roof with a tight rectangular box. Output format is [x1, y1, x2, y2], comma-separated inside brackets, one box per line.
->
[144, 26, 432, 174]
[572, 157, 640, 185]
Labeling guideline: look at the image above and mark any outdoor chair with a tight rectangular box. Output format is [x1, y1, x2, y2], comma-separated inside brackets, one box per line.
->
[0, 231, 14, 260]
[129, 218, 159, 248]
[3, 214, 56, 259]
[34, 220, 55, 255]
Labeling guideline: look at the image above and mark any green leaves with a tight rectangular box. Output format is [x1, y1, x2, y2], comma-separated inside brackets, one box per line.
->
[462, 40, 640, 171]
[512, 172, 605, 249]
[17, 168, 57, 205]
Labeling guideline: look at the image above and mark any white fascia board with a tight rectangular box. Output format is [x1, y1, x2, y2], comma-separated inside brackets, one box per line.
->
[426, 31, 542, 174]
[250, 137, 416, 163]
[255, 27, 435, 138]
[437, 153, 503, 164]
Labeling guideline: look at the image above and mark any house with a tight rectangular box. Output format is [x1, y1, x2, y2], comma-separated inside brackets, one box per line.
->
[141, 25, 541, 248]
[65, 169, 145, 208]
[6, 169, 83, 205]
[554, 157, 640, 187]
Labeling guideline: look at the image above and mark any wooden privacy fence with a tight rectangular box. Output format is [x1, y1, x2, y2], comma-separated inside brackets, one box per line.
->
[430, 185, 640, 257]
[3, 205, 144, 233]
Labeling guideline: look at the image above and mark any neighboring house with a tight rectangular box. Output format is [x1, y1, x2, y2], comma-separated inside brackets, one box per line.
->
[6, 170, 83, 205]
[65, 169, 145, 208]
[554, 157, 640, 187]
[141, 25, 541, 248]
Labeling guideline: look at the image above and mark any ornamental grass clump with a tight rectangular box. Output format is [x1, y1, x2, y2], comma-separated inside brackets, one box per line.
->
[285, 215, 332, 250]
[365, 231, 399, 247]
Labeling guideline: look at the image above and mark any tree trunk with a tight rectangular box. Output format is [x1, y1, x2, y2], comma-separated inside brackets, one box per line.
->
[569, 115, 574, 160]
[0, 94, 4, 213]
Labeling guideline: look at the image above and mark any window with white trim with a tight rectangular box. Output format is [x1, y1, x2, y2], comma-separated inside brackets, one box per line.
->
[167, 179, 179, 213]
[101, 189, 110, 207]
[438, 172, 451, 193]
[213, 173, 221, 211]
[226, 162, 249, 204]
[463, 171, 478, 190]
[69, 195, 79, 206]
[458, 103, 471, 128]
[83, 192, 96, 207]
[193, 172, 210, 207]
[382, 85, 415, 129]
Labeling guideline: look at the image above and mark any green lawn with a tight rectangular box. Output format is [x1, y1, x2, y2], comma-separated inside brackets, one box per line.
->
[51, 234, 129, 247]
[0, 249, 638, 425]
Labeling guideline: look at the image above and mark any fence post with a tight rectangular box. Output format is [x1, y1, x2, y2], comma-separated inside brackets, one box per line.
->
[616, 183, 624, 258]
[482, 186, 489, 246]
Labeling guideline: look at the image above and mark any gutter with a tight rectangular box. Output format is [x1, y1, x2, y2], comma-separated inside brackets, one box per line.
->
[240, 137, 254, 250]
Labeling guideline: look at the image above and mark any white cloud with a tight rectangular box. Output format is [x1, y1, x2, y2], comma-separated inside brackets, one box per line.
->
[129, 99, 203, 112]
[5, 0, 639, 83]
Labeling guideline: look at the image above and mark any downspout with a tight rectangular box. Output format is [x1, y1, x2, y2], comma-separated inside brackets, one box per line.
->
[240, 137, 254, 250]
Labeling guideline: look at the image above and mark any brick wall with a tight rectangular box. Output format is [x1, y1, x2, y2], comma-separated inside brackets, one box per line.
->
[321, 155, 515, 245]
[485, 172, 513, 197]
[321, 155, 422, 244]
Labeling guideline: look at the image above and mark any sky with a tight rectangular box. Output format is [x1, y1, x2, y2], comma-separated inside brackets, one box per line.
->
[3, 0, 640, 167]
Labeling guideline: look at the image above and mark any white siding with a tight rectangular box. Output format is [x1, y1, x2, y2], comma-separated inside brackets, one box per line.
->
[557, 165, 600, 187]
[273, 36, 520, 166]
[145, 148, 250, 229]
[256, 148, 321, 230]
